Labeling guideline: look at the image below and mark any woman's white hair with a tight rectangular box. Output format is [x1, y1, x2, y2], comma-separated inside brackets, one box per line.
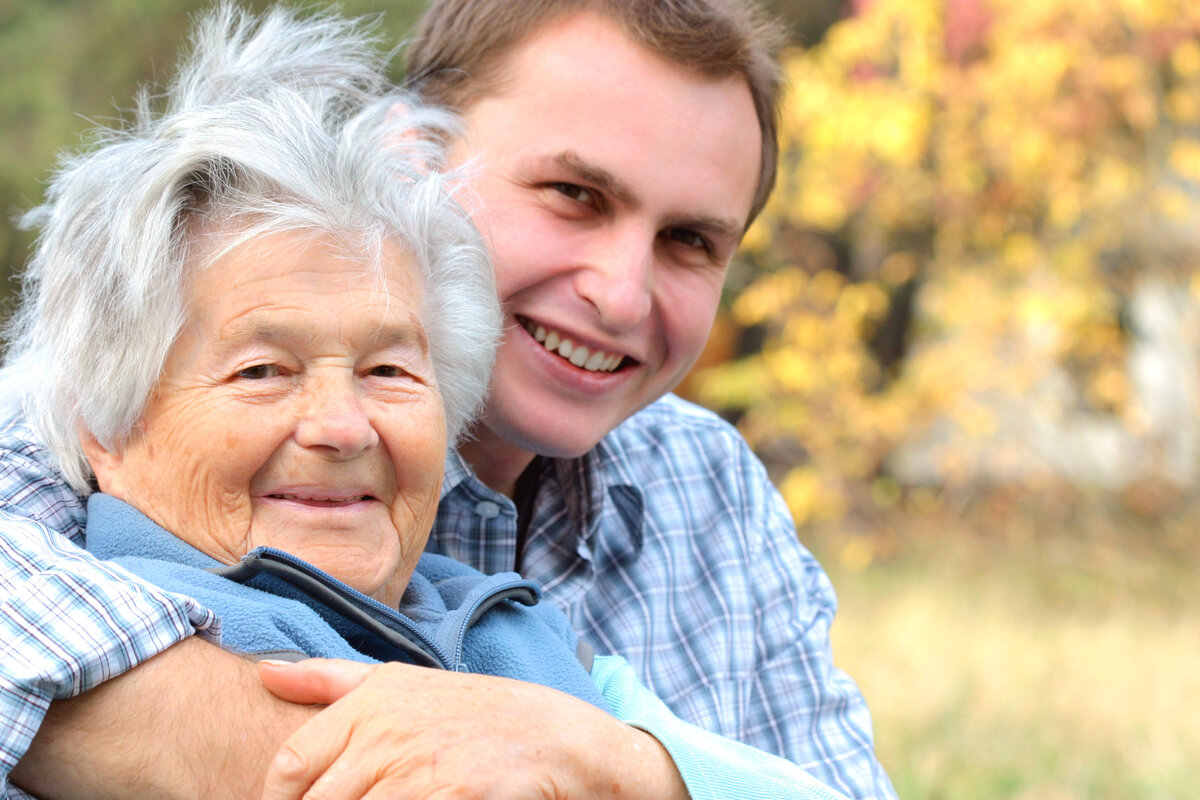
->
[2, 4, 501, 494]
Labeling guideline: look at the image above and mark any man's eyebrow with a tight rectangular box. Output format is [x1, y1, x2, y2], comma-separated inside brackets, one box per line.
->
[551, 151, 745, 238]
[552, 151, 638, 207]
[665, 213, 744, 241]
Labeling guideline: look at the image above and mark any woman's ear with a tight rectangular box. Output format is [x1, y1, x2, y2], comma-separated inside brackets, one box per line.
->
[79, 427, 125, 497]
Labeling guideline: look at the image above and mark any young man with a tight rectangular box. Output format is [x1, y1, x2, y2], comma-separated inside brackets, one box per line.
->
[409, 4, 894, 797]
[2, 2, 894, 799]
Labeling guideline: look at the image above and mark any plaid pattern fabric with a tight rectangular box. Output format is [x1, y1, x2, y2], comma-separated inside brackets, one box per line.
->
[0, 409, 219, 797]
[0, 393, 893, 799]
[433, 394, 896, 800]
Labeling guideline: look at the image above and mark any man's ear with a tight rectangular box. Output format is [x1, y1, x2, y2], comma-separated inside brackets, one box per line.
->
[385, 98, 420, 145]
[79, 427, 125, 498]
[383, 97, 455, 173]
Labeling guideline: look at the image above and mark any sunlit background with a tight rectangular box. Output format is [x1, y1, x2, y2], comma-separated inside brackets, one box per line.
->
[2, 1, 1197, 797]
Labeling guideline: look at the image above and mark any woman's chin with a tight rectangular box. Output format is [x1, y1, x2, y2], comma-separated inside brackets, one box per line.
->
[247, 503, 408, 598]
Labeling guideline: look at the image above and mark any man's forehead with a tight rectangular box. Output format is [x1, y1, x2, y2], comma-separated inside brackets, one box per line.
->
[467, 11, 731, 111]
[454, 11, 761, 233]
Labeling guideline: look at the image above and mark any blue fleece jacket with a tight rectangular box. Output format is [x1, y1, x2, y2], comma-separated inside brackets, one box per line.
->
[84, 493, 608, 710]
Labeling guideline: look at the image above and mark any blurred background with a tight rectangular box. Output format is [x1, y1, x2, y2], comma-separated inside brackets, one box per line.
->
[2, 0, 1197, 797]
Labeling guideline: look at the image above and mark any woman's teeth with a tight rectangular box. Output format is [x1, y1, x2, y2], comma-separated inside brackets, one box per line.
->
[522, 319, 624, 372]
[270, 494, 367, 504]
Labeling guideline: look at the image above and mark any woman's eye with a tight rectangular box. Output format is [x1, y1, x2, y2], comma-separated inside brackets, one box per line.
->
[236, 364, 280, 380]
[369, 365, 407, 378]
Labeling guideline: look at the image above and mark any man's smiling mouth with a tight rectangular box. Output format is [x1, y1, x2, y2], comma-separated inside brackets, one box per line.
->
[519, 317, 627, 373]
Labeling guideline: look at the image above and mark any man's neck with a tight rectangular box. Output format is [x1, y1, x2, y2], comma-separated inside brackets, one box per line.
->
[457, 426, 538, 499]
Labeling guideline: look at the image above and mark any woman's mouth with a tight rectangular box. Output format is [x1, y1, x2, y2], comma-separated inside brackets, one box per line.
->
[264, 493, 374, 507]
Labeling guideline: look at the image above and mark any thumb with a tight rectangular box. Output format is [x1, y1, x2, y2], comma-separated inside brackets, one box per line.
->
[257, 658, 376, 705]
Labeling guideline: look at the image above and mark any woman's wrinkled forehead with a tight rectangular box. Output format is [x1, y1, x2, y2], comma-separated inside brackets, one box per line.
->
[183, 215, 418, 286]
[183, 229, 429, 346]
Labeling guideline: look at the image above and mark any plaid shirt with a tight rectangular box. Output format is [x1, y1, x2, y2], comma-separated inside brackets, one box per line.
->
[0, 409, 219, 799]
[432, 394, 896, 800]
[0, 394, 893, 800]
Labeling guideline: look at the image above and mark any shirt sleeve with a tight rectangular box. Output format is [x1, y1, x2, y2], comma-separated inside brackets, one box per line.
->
[0, 421, 220, 787]
[734, 443, 897, 800]
[591, 654, 852, 800]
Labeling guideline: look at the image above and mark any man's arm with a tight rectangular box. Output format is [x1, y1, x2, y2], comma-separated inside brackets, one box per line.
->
[591, 397, 896, 800]
[730, 436, 897, 799]
[0, 509, 220, 793]
[11, 638, 317, 800]
[0, 414, 281, 797]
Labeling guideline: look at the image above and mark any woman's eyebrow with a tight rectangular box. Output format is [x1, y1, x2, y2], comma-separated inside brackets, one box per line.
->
[370, 322, 429, 354]
[217, 318, 428, 353]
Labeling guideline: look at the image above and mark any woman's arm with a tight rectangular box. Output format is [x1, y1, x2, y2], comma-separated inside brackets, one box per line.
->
[256, 658, 689, 800]
[255, 657, 852, 800]
[590, 654, 853, 800]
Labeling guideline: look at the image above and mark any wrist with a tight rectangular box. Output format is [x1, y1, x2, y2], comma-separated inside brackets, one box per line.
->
[590, 723, 688, 800]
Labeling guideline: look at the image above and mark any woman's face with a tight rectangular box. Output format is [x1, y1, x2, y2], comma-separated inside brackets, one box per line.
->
[86, 231, 446, 606]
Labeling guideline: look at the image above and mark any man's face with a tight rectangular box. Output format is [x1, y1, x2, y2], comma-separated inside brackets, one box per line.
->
[455, 13, 761, 462]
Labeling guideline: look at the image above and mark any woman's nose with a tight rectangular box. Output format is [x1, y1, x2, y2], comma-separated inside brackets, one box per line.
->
[293, 376, 379, 458]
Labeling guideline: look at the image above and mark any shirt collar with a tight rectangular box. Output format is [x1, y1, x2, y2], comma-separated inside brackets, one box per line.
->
[441, 448, 474, 500]
[554, 433, 646, 562]
[440, 433, 646, 563]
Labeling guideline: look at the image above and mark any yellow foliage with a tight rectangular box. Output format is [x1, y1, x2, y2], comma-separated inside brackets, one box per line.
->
[1168, 138, 1200, 183]
[739, 216, 772, 255]
[694, 0, 1200, 530]
[1166, 87, 1200, 123]
[780, 466, 847, 527]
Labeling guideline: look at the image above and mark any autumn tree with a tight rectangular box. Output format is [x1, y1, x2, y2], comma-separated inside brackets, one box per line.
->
[693, 0, 1200, 535]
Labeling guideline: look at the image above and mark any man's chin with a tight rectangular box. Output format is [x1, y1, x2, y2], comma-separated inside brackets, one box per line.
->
[465, 407, 610, 461]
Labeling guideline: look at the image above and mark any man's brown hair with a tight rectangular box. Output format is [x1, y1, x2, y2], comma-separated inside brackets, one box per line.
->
[405, 0, 785, 227]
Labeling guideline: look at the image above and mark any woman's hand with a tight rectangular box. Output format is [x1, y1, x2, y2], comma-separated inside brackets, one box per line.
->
[257, 658, 687, 800]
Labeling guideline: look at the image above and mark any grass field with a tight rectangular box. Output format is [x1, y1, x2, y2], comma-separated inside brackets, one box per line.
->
[818, 509, 1200, 799]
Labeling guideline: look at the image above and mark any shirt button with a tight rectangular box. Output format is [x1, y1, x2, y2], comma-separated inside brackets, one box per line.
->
[474, 500, 501, 519]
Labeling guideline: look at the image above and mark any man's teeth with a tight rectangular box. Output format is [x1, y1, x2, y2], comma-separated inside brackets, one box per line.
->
[522, 319, 624, 372]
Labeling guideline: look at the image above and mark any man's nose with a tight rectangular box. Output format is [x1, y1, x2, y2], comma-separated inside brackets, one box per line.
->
[294, 375, 379, 458]
[575, 228, 654, 332]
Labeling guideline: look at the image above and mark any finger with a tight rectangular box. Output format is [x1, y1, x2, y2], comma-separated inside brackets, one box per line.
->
[360, 778, 424, 800]
[257, 658, 375, 705]
[296, 741, 394, 800]
[259, 706, 355, 800]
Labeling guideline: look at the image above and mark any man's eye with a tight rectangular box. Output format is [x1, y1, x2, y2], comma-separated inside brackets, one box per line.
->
[552, 182, 595, 205]
[237, 364, 279, 380]
[666, 228, 710, 252]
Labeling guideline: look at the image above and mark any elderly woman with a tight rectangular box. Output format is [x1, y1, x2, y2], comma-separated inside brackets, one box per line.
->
[2, 7, 846, 800]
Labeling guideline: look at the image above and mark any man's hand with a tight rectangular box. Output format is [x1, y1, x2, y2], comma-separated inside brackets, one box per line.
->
[257, 658, 688, 800]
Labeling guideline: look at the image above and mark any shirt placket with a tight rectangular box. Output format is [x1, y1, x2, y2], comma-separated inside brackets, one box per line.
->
[466, 492, 520, 576]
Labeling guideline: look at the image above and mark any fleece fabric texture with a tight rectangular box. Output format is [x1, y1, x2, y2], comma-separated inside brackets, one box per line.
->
[84, 493, 608, 710]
